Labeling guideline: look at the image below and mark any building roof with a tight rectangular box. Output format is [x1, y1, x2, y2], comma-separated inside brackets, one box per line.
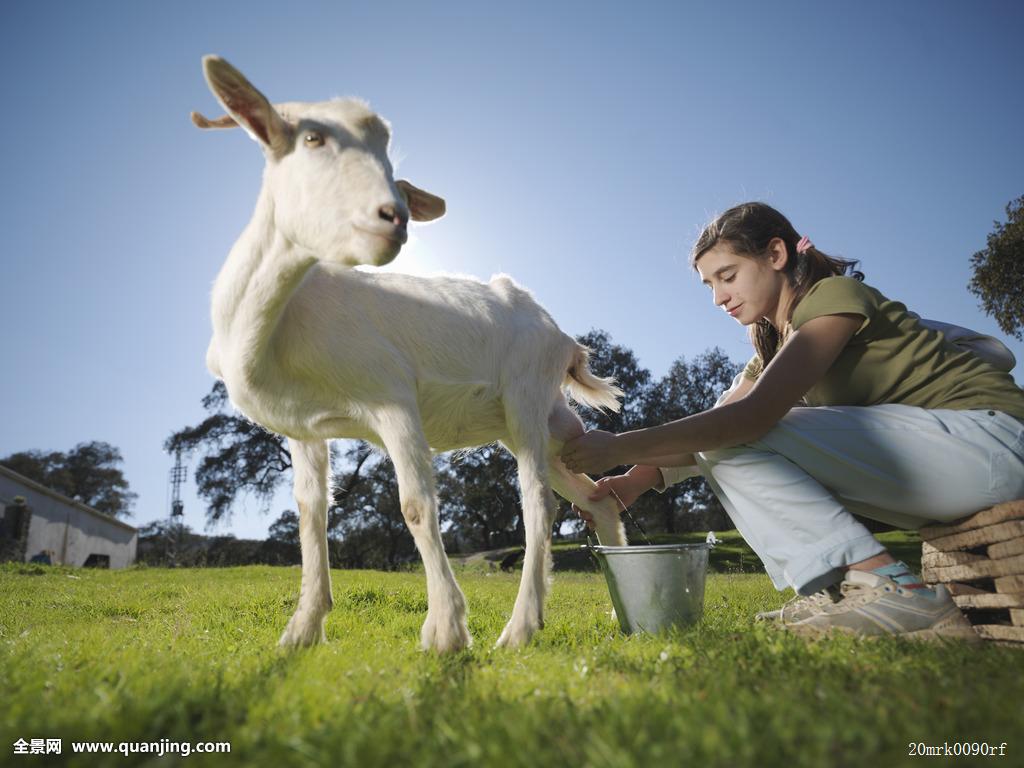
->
[0, 464, 138, 533]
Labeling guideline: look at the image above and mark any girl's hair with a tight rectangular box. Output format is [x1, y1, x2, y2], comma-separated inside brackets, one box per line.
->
[690, 201, 864, 369]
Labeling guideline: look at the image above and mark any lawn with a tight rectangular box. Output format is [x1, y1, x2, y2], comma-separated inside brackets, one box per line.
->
[1, 533, 1020, 768]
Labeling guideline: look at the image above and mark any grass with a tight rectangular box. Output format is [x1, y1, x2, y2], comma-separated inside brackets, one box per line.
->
[1, 534, 1020, 768]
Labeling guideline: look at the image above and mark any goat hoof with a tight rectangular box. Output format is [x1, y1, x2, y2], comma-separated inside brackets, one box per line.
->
[495, 616, 541, 649]
[278, 611, 326, 648]
[420, 609, 472, 653]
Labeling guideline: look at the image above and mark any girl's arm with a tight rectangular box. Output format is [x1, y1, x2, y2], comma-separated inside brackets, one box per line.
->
[581, 367, 761, 506]
[631, 375, 757, 481]
[635, 369, 759, 468]
[561, 313, 863, 474]
[638, 368, 761, 468]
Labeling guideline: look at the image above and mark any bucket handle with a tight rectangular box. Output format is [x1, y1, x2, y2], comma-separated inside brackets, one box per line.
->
[583, 534, 603, 570]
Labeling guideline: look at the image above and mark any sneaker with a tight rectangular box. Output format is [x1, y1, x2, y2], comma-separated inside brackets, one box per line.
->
[782, 570, 980, 642]
[754, 583, 843, 623]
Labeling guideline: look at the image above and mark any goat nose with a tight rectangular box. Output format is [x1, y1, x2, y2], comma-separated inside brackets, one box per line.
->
[378, 203, 408, 229]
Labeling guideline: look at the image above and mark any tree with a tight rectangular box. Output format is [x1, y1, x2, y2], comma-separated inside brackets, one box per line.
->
[574, 329, 653, 434]
[165, 381, 293, 526]
[564, 334, 741, 537]
[0, 441, 137, 519]
[267, 510, 300, 547]
[969, 195, 1024, 340]
[260, 510, 302, 565]
[168, 382, 379, 530]
[436, 445, 522, 552]
[632, 347, 740, 534]
[329, 442, 418, 569]
[544, 329, 657, 539]
[137, 519, 197, 565]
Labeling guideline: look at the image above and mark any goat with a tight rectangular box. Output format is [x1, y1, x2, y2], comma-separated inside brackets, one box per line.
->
[192, 55, 627, 652]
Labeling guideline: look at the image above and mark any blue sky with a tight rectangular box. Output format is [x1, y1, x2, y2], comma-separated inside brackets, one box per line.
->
[1, 1, 1021, 541]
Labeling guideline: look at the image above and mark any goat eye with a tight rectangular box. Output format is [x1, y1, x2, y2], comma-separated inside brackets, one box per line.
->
[304, 132, 324, 148]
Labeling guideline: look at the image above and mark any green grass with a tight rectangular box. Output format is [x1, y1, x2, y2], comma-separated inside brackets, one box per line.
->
[1, 550, 1020, 768]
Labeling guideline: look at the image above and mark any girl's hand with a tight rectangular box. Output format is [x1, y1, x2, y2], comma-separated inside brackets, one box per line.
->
[560, 429, 622, 475]
[572, 467, 660, 528]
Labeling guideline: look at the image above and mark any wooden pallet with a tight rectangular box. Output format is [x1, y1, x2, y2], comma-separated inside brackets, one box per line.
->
[920, 500, 1024, 646]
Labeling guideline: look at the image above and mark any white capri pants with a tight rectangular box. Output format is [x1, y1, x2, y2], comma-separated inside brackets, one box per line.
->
[693, 406, 1024, 595]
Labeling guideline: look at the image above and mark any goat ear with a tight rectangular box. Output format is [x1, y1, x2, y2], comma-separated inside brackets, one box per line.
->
[396, 180, 446, 222]
[190, 112, 238, 130]
[201, 55, 292, 156]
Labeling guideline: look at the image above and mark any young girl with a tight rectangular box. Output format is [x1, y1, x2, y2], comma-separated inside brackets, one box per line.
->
[560, 202, 1024, 641]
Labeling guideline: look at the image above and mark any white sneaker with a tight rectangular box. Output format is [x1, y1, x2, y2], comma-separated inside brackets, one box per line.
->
[782, 570, 979, 642]
[755, 583, 843, 623]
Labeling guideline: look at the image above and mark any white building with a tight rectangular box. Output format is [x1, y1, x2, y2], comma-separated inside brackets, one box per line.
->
[0, 465, 137, 568]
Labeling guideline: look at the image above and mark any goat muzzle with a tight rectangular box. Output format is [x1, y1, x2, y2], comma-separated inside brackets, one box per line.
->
[378, 204, 409, 231]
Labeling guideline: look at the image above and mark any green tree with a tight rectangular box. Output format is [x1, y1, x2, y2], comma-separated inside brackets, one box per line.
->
[137, 520, 196, 565]
[546, 329, 656, 539]
[329, 443, 418, 569]
[1, 441, 137, 519]
[168, 382, 377, 530]
[165, 382, 294, 526]
[968, 195, 1024, 340]
[267, 510, 300, 546]
[436, 445, 522, 552]
[633, 347, 740, 535]
[561, 334, 741, 537]
[575, 329, 653, 434]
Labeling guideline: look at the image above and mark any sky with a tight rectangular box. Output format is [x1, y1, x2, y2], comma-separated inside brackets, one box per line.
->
[1, 0, 1022, 542]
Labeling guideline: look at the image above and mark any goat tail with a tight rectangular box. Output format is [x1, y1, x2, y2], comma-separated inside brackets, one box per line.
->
[563, 344, 623, 413]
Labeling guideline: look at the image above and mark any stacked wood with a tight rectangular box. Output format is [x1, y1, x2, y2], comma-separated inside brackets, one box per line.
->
[920, 500, 1024, 646]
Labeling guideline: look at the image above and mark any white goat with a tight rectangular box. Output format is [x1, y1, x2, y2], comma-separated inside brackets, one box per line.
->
[193, 56, 627, 652]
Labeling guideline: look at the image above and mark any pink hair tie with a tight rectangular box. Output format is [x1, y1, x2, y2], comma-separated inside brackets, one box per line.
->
[796, 235, 813, 254]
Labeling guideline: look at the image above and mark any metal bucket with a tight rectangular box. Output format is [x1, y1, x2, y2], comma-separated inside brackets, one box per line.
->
[586, 542, 710, 635]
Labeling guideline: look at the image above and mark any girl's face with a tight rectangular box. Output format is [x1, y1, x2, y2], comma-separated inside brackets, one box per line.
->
[696, 241, 790, 327]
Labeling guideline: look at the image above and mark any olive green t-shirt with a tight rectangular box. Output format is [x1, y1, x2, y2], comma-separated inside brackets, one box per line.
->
[741, 276, 1024, 420]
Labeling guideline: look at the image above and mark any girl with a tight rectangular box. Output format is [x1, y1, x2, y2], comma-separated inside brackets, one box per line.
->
[560, 202, 1024, 640]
